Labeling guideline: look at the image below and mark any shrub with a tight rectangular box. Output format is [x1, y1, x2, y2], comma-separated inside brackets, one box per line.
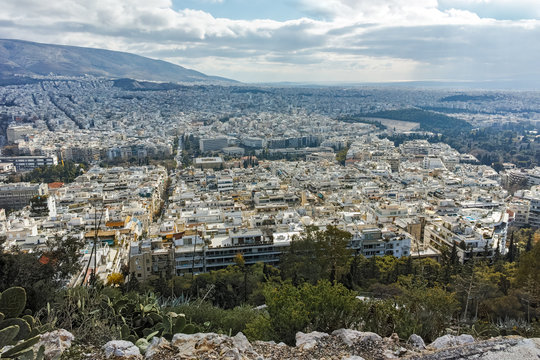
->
[261, 280, 360, 344]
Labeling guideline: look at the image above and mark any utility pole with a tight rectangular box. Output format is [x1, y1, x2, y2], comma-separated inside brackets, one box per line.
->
[191, 227, 198, 280]
[83, 199, 104, 286]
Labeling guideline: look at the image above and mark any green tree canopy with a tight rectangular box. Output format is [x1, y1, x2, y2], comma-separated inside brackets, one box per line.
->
[280, 225, 352, 284]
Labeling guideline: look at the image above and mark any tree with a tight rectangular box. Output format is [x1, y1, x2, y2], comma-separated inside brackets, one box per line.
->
[525, 232, 533, 252]
[515, 241, 540, 321]
[452, 262, 477, 322]
[396, 278, 460, 341]
[506, 232, 516, 263]
[107, 272, 125, 286]
[336, 147, 349, 165]
[44, 235, 86, 283]
[23, 161, 86, 184]
[0, 251, 57, 312]
[234, 253, 249, 303]
[280, 226, 352, 284]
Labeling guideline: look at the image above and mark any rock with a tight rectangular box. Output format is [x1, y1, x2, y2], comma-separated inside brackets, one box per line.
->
[478, 338, 540, 360]
[220, 346, 241, 359]
[429, 334, 474, 349]
[254, 340, 276, 346]
[103, 340, 141, 359]
[331, 329, 382, 347]
[295, 331, 329, 350]
[34, 329, 74, 360]
[389, 333, 400, 343]
[171, 332, 208, 355]
[145, 337, 169, 359]
[408, 334, 426, 350]
[342, 356, 365, 360]
[413, 337, 539, 359]
[171, 332, 260, 359]
[232, 332, 253, 353]
[394, 346, 408, 356]
[383, 349, 399, 359]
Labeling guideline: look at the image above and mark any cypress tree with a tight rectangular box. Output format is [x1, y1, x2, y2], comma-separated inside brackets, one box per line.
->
[525, 232, 533, 252]
[506, 232, 516, 263]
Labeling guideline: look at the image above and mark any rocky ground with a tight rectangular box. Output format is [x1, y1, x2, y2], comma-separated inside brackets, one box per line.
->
[14, 328, 540, 360]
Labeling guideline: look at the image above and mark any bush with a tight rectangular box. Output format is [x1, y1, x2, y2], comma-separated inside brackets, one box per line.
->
[244, 313, 273, 342]
[394, 279, 460, 342]
[261, 280, 360, 344]
[173, 302, 259, 335]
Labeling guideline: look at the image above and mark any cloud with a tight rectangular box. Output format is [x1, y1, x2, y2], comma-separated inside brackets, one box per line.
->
[298, 0, 439, 22]
[438, 0, 540, 20]
[0, 0, 538, 84]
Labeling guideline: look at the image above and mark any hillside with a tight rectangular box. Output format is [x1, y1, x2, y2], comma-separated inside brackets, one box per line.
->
[0, 39, 236, 84]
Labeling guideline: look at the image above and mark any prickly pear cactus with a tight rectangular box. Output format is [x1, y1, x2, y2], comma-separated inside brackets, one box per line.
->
[1, 334, 41, 358]
[0, 324, 19, 348]
[0, 318, 32, 341]
[0, 287, 27, 318]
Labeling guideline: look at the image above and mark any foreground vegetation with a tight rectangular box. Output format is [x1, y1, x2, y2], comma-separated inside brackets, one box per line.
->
[0, 227, 538, 350]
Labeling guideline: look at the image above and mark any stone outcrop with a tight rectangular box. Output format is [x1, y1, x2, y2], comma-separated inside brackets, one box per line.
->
[103, 340, 141, 359]
[428, 334, 475, 350]
[331, 329, 382, 347]
[34, 329, 75, 360]
[144, 337, 171, 359]
[169, 332, 259, 359]
[407, 334, 426, 350]
[58, 329, 540, 360]
[296, 331, 330, 350]
[410, 336, 540, 360]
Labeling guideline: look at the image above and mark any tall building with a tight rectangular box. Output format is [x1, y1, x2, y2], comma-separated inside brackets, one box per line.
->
[0, 183, 48, 210]
[6, 125, 34, 144]
[199, 137, 228, 153]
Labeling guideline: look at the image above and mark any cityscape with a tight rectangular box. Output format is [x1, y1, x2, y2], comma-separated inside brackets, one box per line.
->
[2, 78, 540, 283]
[0, 0, 540, 359]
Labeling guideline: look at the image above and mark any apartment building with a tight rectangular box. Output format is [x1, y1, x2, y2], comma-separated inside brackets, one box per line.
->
[0, 155, 58, 171]
[0, 182, 48, 210]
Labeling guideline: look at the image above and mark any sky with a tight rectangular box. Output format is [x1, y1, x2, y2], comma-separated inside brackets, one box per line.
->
[1, 0, 539, 85]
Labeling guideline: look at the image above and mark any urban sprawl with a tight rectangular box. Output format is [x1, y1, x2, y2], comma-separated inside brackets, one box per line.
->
[1, 77, 539, 285]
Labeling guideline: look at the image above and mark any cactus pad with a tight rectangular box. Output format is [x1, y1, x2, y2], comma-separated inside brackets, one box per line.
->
[0, 287, 27, 318]
[0, 324, 19, 347]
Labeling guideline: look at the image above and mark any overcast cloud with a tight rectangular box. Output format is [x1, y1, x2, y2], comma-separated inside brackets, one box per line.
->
[0, 0, 538, 84]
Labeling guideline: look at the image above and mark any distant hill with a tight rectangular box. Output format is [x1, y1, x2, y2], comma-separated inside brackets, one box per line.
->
[440, 94, 498, 102]
[0, 39, 236, 84]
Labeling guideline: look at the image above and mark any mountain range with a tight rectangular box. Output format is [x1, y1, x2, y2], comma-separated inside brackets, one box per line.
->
[0, 39, 236, 84]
